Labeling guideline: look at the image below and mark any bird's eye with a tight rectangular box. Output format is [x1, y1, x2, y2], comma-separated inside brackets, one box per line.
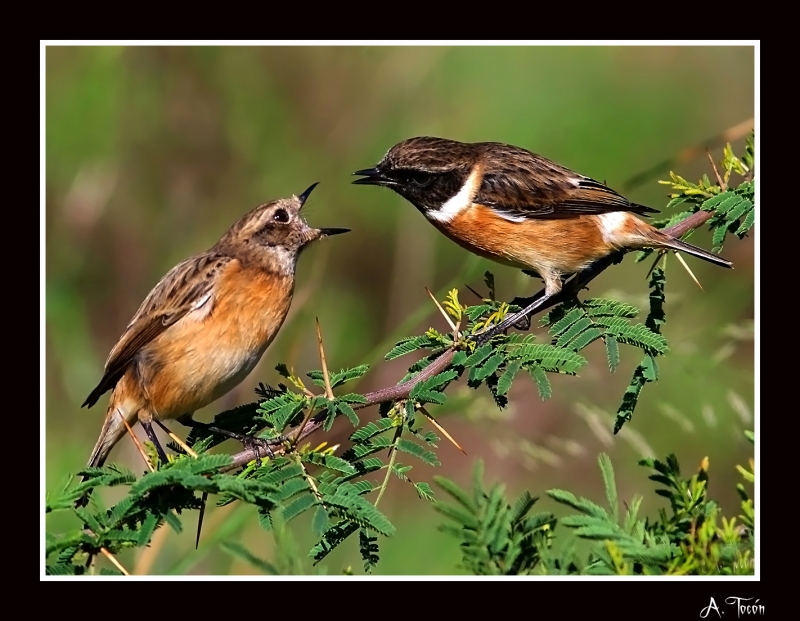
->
[273, 209, 290, 223]
[402, 170, 435, 188]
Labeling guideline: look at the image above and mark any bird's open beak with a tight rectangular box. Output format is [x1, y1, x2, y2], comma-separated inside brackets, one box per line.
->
[352, 167, 395, 187]
[297, 182, 319, 209]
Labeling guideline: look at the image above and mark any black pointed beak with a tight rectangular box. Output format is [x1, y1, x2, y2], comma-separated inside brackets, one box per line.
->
[318, 228, 350, 238]
[352, 167, 395, 186]
[297, 182, 319, 208]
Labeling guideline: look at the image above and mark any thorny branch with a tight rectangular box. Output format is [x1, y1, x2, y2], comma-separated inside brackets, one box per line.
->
[222, 348, 457, 472]
[221, 210, 723, 472]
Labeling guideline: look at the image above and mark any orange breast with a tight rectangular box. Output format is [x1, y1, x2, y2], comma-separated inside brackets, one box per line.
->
[431, 204, 612, 277]
[139, 261, 294, 419]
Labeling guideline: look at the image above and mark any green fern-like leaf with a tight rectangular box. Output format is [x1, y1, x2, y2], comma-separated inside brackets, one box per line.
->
[385, 335, 438, 360]
[323, 484, 395, 536]
[410, 370, 459, 399]
[342, 436, 393, 462]
[136, 512, 160, 547]
[508, 343, 587, 374]
[497, 360, 522, 396]
[311, 506, 329, 539]
[281, 493, 318, 523]
[464, 344, 494, 368]
[510, 490, 537, 524]
[608, 323, 669, 355]
[307, 364, 370, 388]
[598, 453, 619, 524]
[336, 401, 359, 427]
[415, 482, 435, 502]
[555, 316, 592, 347]
[270, 477, 311, 504]
[527, 365, 552, 400]
[736, 208, 755, 237]
[395, 438, 441, 467]
[310, 520, 360, 563]
[605, 336, 620, 372]
[350, 418, 394, 443]
[547, 489, 609, 520]
[548, 307, 586, 335]
[301, 452, 358, 476]
[472, 352, 505, 382]
[565, 327, 604, 352]
[433, 475, 477, 513]
[583, 298, 640, 318]
[359, 528, 380, 573]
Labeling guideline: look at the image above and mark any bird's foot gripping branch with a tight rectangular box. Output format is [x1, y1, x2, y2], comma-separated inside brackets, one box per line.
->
[46, 134, 754, 575]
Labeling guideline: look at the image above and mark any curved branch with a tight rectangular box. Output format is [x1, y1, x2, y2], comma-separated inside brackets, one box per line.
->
[222, 206, 719, 472]
[662, 208, 713, 238]
[222, 348, 457, 471]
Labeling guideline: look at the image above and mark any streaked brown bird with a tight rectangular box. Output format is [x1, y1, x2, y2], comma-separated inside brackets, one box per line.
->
[82, 183, 349, 472]
[354, 136, 731, 337]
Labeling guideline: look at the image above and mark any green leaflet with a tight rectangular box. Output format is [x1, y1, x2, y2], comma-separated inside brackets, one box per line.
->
[605, 336, 620, 372]
[395, 438, 441, 467]
[385, 335, 438, 360]
[528, 365, 552, 400]
[409, 369, 458, 398]
[307, 364, 369, 388]
[496, 360, 522, 396]
[350, 418, 394, 443]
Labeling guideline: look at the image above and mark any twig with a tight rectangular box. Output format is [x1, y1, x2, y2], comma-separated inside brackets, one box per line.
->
[674, 252, 704, 290]
[84, 525, 132, 576]
[663, 209, 713, 239]
[315, 317, 335, 401]
[706, 148, 726, 191]
[645, 250, 667, 280]
[117, 410, 154, 473]
[195, 492, 208, 550]
[154, 420, 198, 458]
[221, 189, 730, 472]
[419, 405, 466, 455]
[426, 287, 458, 334]
[464, 284, 484, 301]
[222, 348, 458, 472]
[291, 318, 331, 448]
[375, 426, 403, 508]
[298, 457, 324, 501]
[99, 546, 130, 576]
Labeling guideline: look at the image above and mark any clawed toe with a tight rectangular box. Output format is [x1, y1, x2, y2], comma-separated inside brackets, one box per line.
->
[241, 436, 276, 468]
[512, 315, 531, 331]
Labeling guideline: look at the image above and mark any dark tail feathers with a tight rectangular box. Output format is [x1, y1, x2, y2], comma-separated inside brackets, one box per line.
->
[662, 237, 733, 269]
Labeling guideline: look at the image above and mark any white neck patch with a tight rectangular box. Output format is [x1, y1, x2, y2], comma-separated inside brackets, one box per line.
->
[427, 164, 483, 223]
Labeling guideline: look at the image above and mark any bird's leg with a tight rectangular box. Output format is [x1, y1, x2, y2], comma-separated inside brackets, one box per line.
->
[140, 420, 169, 465]
[508, 271, 581, 331]
[473, 292, 554, 345]
[563, 252, 624, 296]
[178, 417, 279, 467]
[474, 253, 626, 345]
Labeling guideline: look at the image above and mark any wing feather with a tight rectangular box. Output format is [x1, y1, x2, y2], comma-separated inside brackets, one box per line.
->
[82, 252, 233, 408]
[474, 145, 659, 219]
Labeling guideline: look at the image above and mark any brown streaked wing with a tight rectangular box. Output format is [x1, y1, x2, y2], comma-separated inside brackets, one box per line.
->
[476, 147, 659, 219]
[81, 252, 233, 408]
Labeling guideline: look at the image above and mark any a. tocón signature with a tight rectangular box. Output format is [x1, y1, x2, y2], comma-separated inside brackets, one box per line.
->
[701, 597, 764, 618]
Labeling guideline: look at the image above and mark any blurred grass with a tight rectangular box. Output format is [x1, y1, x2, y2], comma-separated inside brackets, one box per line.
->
[45, 45, 755, 575]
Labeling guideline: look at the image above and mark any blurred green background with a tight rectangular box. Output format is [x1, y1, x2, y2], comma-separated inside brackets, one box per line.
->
[45, 45, 755, 575]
